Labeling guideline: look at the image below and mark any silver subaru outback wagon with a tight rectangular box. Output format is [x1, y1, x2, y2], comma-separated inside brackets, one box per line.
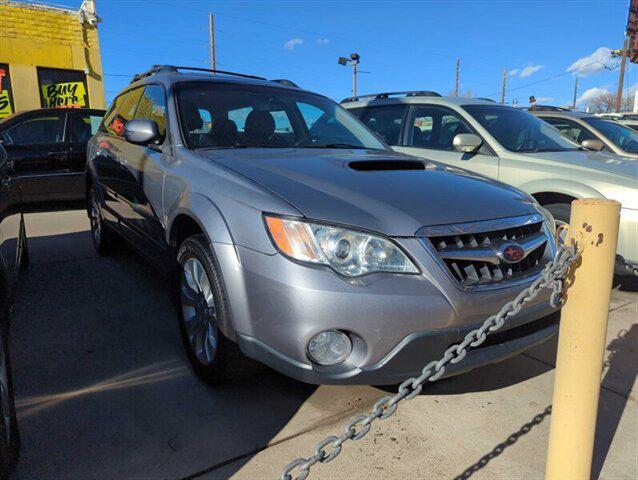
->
[86, 65, 559, 385]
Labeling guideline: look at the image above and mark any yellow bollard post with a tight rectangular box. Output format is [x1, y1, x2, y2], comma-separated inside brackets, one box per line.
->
[545, 198, 621, 479]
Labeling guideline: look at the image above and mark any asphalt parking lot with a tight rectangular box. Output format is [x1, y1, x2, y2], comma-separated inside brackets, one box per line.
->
[9, 210, 637, 479]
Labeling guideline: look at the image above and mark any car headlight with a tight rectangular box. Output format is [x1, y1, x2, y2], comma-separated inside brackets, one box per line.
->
[264, 215, 419, 277]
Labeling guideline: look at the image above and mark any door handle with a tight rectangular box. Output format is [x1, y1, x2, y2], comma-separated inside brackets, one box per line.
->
[48, 151, 67, 159]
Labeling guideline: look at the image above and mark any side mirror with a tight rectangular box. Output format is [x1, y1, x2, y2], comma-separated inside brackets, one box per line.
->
[124, 119, 160, 146]
[581, 139, 605, 151]
[453, 133, 483, 153]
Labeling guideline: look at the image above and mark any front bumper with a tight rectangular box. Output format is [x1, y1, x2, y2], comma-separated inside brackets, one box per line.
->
[618, 207, 638, 264]
[213, 238, 559, 385]
[237, 309, 558, 385]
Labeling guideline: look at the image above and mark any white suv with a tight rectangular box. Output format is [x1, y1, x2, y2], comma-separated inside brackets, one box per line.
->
[342, 92, 638, 273]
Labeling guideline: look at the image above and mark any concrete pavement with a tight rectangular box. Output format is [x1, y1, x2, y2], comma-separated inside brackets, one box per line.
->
[9, 210, 637, 479]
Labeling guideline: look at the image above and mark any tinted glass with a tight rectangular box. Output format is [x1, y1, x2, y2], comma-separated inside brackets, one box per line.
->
[71, 112, 104, 142]
[464, 105, 579, 152]
[176, 82, 385, 150]
[135, 85, 168, 140]
[99, 87, 143, 137]
[584, 117, 638, 154]
[407, 106, 471, 150]
[1, 115, 63, 145]
[358, 105, 407, 145]
[541, 117, 596, 144]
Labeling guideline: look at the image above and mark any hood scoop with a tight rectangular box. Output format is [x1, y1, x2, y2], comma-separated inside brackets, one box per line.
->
[348, 159, 426, 171]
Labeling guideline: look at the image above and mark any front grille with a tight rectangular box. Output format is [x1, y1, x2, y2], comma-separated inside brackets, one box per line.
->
[418, 214, 549, 288]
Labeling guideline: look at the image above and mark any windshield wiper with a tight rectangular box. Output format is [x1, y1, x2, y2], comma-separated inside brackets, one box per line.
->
[300, 143, 383, 150]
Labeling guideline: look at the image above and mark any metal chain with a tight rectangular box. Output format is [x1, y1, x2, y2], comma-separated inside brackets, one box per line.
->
[281, 245, 579, 480]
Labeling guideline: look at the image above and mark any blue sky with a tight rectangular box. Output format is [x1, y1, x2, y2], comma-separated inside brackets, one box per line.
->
[35, 0, 637, 108]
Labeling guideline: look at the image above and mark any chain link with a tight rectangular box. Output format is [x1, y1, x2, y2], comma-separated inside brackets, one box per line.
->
[281, 245, 578, 480]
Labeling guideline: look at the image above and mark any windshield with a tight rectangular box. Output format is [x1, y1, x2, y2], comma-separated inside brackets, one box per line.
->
[463, 105, 581, 152]
[175, 82, 386, 151]
[584, 117, 638, 153]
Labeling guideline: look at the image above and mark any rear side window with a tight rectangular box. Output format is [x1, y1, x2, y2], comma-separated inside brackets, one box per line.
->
[1, 114, 64, 145]
[99, 87, 143, 137]
[357, 105, 407, 145]
[135, 85, 168, 141]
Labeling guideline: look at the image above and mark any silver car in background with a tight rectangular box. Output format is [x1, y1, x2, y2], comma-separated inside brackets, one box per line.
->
[87, 67, 560, 386]
[342, 93, 638, 275]
[529, 108, 638, 159]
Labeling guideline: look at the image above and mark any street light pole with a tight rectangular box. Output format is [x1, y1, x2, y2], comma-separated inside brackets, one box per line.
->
[353, 60, 357, 97]
[338, 53, 361, 97]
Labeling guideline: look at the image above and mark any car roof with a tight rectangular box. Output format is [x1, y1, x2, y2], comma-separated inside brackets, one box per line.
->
[529, 109, 593, 119]
[0, 107, 105, 125]
[340, 94, 502, 109]
[123, 65, 318, 98]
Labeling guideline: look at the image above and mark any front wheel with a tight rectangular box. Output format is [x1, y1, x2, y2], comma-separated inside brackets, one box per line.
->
[176, 234, 245, 385]
[88, 185, 117, 256]
[0, 322, 19, 478]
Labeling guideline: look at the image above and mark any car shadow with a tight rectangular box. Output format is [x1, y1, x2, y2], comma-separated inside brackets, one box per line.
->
[10, 230, 317, 479]
[591, 323, 637, 479]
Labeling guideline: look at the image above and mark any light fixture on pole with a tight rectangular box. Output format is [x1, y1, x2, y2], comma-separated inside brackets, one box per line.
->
[338, 53, 361, 97]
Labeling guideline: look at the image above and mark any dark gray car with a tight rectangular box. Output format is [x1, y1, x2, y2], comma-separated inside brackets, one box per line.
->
[86, 66, 559, 385]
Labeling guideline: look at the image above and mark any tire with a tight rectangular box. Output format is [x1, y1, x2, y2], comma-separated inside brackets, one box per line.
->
[0, 316, 19, 479]
[543, 203, 571, 225]
[176, 234, 245, 385]
[88, 185, 117, 256]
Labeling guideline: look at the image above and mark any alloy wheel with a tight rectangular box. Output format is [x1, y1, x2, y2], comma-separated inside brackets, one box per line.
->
[180, 258, 218, 365]
[90, 192, 102, 246]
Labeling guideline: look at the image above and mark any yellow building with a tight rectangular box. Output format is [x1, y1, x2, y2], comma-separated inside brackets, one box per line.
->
[0, 0, 105, 119]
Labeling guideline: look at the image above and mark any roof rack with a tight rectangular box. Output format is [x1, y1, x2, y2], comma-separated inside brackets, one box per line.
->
[340, 90, 442, 103]
[130, 65, 268, 84]
[270, 79, 299, 88]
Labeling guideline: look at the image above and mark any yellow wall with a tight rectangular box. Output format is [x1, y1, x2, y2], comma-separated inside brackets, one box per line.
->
[0, 0, 105, 114]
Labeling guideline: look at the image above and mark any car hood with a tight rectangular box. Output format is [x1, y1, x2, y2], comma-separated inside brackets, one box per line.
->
[199, 148, 537, 236]
[519, 150, 638, 179]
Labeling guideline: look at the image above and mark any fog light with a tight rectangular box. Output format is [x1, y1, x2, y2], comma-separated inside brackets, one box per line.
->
[307, 330, 352, 365]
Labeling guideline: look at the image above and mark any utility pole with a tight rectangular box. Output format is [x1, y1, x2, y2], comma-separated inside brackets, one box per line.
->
[209, 12, 216, 72]
[455, 59, 460, 97]
[572, 77, 579, 109]
[500, 68, 507, 104]
[614, 38, 629, 112]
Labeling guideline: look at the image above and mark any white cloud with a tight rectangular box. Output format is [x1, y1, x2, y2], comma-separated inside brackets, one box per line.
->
[534, 96, 554, 103]
[316, 38, 329, 45]
[576, 86, 610, 106]
[566, 47, 615, 77]
[284, 38, 303, 50]
[519, 63, 545, 78]
[509, 69, 519, 77]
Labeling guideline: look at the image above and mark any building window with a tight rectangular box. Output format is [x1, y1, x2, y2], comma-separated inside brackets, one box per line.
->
[0, 64, 15, 119]
[37, 67, 89, 109]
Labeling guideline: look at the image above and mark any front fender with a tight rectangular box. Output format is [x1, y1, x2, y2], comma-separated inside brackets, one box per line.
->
[519, 178, 605, 201]
[166, 192, 234, 246]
